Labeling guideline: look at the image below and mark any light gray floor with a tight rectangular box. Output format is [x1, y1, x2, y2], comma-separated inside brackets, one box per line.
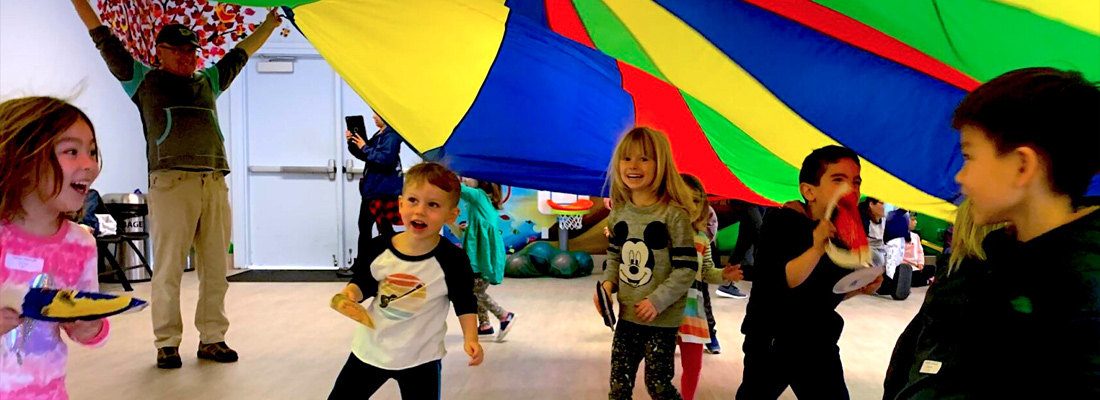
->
[68, 271, 923, 399]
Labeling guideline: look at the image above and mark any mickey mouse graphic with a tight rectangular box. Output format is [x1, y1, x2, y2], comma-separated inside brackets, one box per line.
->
[609, 220, 670, 287]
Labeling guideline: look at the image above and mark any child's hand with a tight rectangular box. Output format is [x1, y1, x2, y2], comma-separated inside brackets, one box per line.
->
[330, 292, 374, 328]
[465, 340, 483, 366]
[62, 319, 104, 342]
[593, 280, 614, 316]
[1, 307, 23, 335]
[603, 226, 610, 238]
[813, 219, 837, 249]
[634, 299, 658, 322]
[722, 263, 744, 282]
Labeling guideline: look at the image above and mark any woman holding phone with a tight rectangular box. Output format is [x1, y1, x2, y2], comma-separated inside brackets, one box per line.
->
[339, 112, 405, 277]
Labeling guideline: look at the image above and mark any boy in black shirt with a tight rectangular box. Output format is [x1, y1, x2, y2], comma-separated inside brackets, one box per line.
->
[885, 67, 1100, 399]
[737, 145, 882, 399]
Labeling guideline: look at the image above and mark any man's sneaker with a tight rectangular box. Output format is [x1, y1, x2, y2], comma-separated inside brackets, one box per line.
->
[157, 346, 182, 369]
[716, 284, 748, 299]
[497, 312, 517, 342]
[478, 325, 495, 336]
[705, 332, 722, 354]
[197, 342, 239, 363]
[335, 267, 354, 278]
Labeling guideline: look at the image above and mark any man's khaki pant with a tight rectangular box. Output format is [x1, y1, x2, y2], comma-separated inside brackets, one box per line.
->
[148, 170, 231, 349]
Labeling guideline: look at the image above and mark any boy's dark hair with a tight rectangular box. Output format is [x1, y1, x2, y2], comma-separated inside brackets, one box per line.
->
[404, 162, 461, 207]
[953, 67, 1100, 205]
[799, 145, 860, 186]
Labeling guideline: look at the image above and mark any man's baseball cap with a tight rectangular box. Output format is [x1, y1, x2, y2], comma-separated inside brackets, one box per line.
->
[156, 24, 200, 48]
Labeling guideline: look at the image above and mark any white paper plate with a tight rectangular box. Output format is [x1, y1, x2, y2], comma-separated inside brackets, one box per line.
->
[832, 265, 885, 294]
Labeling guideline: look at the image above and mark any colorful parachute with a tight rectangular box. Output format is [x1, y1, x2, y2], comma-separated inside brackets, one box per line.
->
[221, 0, 1099, 221]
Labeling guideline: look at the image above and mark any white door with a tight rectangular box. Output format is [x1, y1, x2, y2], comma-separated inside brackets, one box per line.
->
[244, 56, 344, 269]
[240, 57, 422, 269]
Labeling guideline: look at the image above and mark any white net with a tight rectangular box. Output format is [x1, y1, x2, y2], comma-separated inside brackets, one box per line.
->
[558, 214, 583, 230]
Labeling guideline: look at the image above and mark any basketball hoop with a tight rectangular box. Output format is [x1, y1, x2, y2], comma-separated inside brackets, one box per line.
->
[547, 199, 594, 251]
[559, 214, 583, 230]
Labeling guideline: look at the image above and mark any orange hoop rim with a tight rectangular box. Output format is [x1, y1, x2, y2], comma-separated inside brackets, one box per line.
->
[547, 199, 594, 215]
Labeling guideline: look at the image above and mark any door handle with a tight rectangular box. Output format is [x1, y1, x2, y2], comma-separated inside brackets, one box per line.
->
[249, 159, 337, 180]
[344, 159, 358, 182]
[345, 159, 364, 181]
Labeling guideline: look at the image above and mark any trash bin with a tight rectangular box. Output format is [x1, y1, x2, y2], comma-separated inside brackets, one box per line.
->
[103, 193, 151, 281]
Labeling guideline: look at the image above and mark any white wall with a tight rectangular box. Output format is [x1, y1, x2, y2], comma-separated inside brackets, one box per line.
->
[0, 0, 151, 195]
[2, 1, 425, 268]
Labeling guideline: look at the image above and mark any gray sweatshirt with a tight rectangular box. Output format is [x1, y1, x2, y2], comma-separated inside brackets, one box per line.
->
[90, 26, 248, 173]
[605, 201, 697, 328]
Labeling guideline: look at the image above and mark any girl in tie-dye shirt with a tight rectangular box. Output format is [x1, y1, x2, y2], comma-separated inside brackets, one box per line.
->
[0, 97, 110, 399]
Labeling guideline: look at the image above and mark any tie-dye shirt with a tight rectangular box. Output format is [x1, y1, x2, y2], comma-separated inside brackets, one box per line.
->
[0, 221, 110, 400]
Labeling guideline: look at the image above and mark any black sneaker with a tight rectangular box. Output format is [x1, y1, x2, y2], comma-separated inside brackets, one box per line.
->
[497, 312, 516, 342]
[705, 332, 722, 354]
[197, 342, 239, 363]
[716, 284, 747, 299]
[478, 325, 495, 336]
[157, 346, 182, 369]
[335, 268, 354, 278]
[893, 265, 912, 301]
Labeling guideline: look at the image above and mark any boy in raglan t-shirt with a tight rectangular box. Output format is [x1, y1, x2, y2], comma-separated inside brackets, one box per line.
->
[328, 162, 482, 400]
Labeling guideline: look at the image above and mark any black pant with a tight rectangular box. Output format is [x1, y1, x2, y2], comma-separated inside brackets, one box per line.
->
[911, 264, 936, 287]
[737, 335, 850, 400]
[328, 354, 441, 400]
[730, 206, 764, 280]
[700, 281, 716, 334]
[610, 320, 682, 400]
[353, 196, 396, 269]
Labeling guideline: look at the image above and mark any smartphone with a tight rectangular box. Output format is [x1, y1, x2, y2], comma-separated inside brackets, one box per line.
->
[345, 115, 366, 140]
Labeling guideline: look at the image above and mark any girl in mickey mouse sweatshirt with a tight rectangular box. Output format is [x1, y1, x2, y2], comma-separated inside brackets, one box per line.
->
[596, 127, 697, 400]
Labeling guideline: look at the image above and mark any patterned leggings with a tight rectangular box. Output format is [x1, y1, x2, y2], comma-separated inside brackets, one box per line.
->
[610, 320, 682, 400]
[472, 277, 507, 326]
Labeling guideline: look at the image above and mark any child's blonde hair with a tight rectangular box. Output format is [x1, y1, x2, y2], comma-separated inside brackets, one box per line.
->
[607, 127, 696, 217]
[404, 162, 461, 208]
[679, 173, 709, 233]
[947, 199, 1006, 275]
[0, 97, 97, 222]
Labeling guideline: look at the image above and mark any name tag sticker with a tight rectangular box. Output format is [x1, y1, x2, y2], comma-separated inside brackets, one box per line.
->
[5, 254, 44, 273]
[920, 360, 943, 375]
